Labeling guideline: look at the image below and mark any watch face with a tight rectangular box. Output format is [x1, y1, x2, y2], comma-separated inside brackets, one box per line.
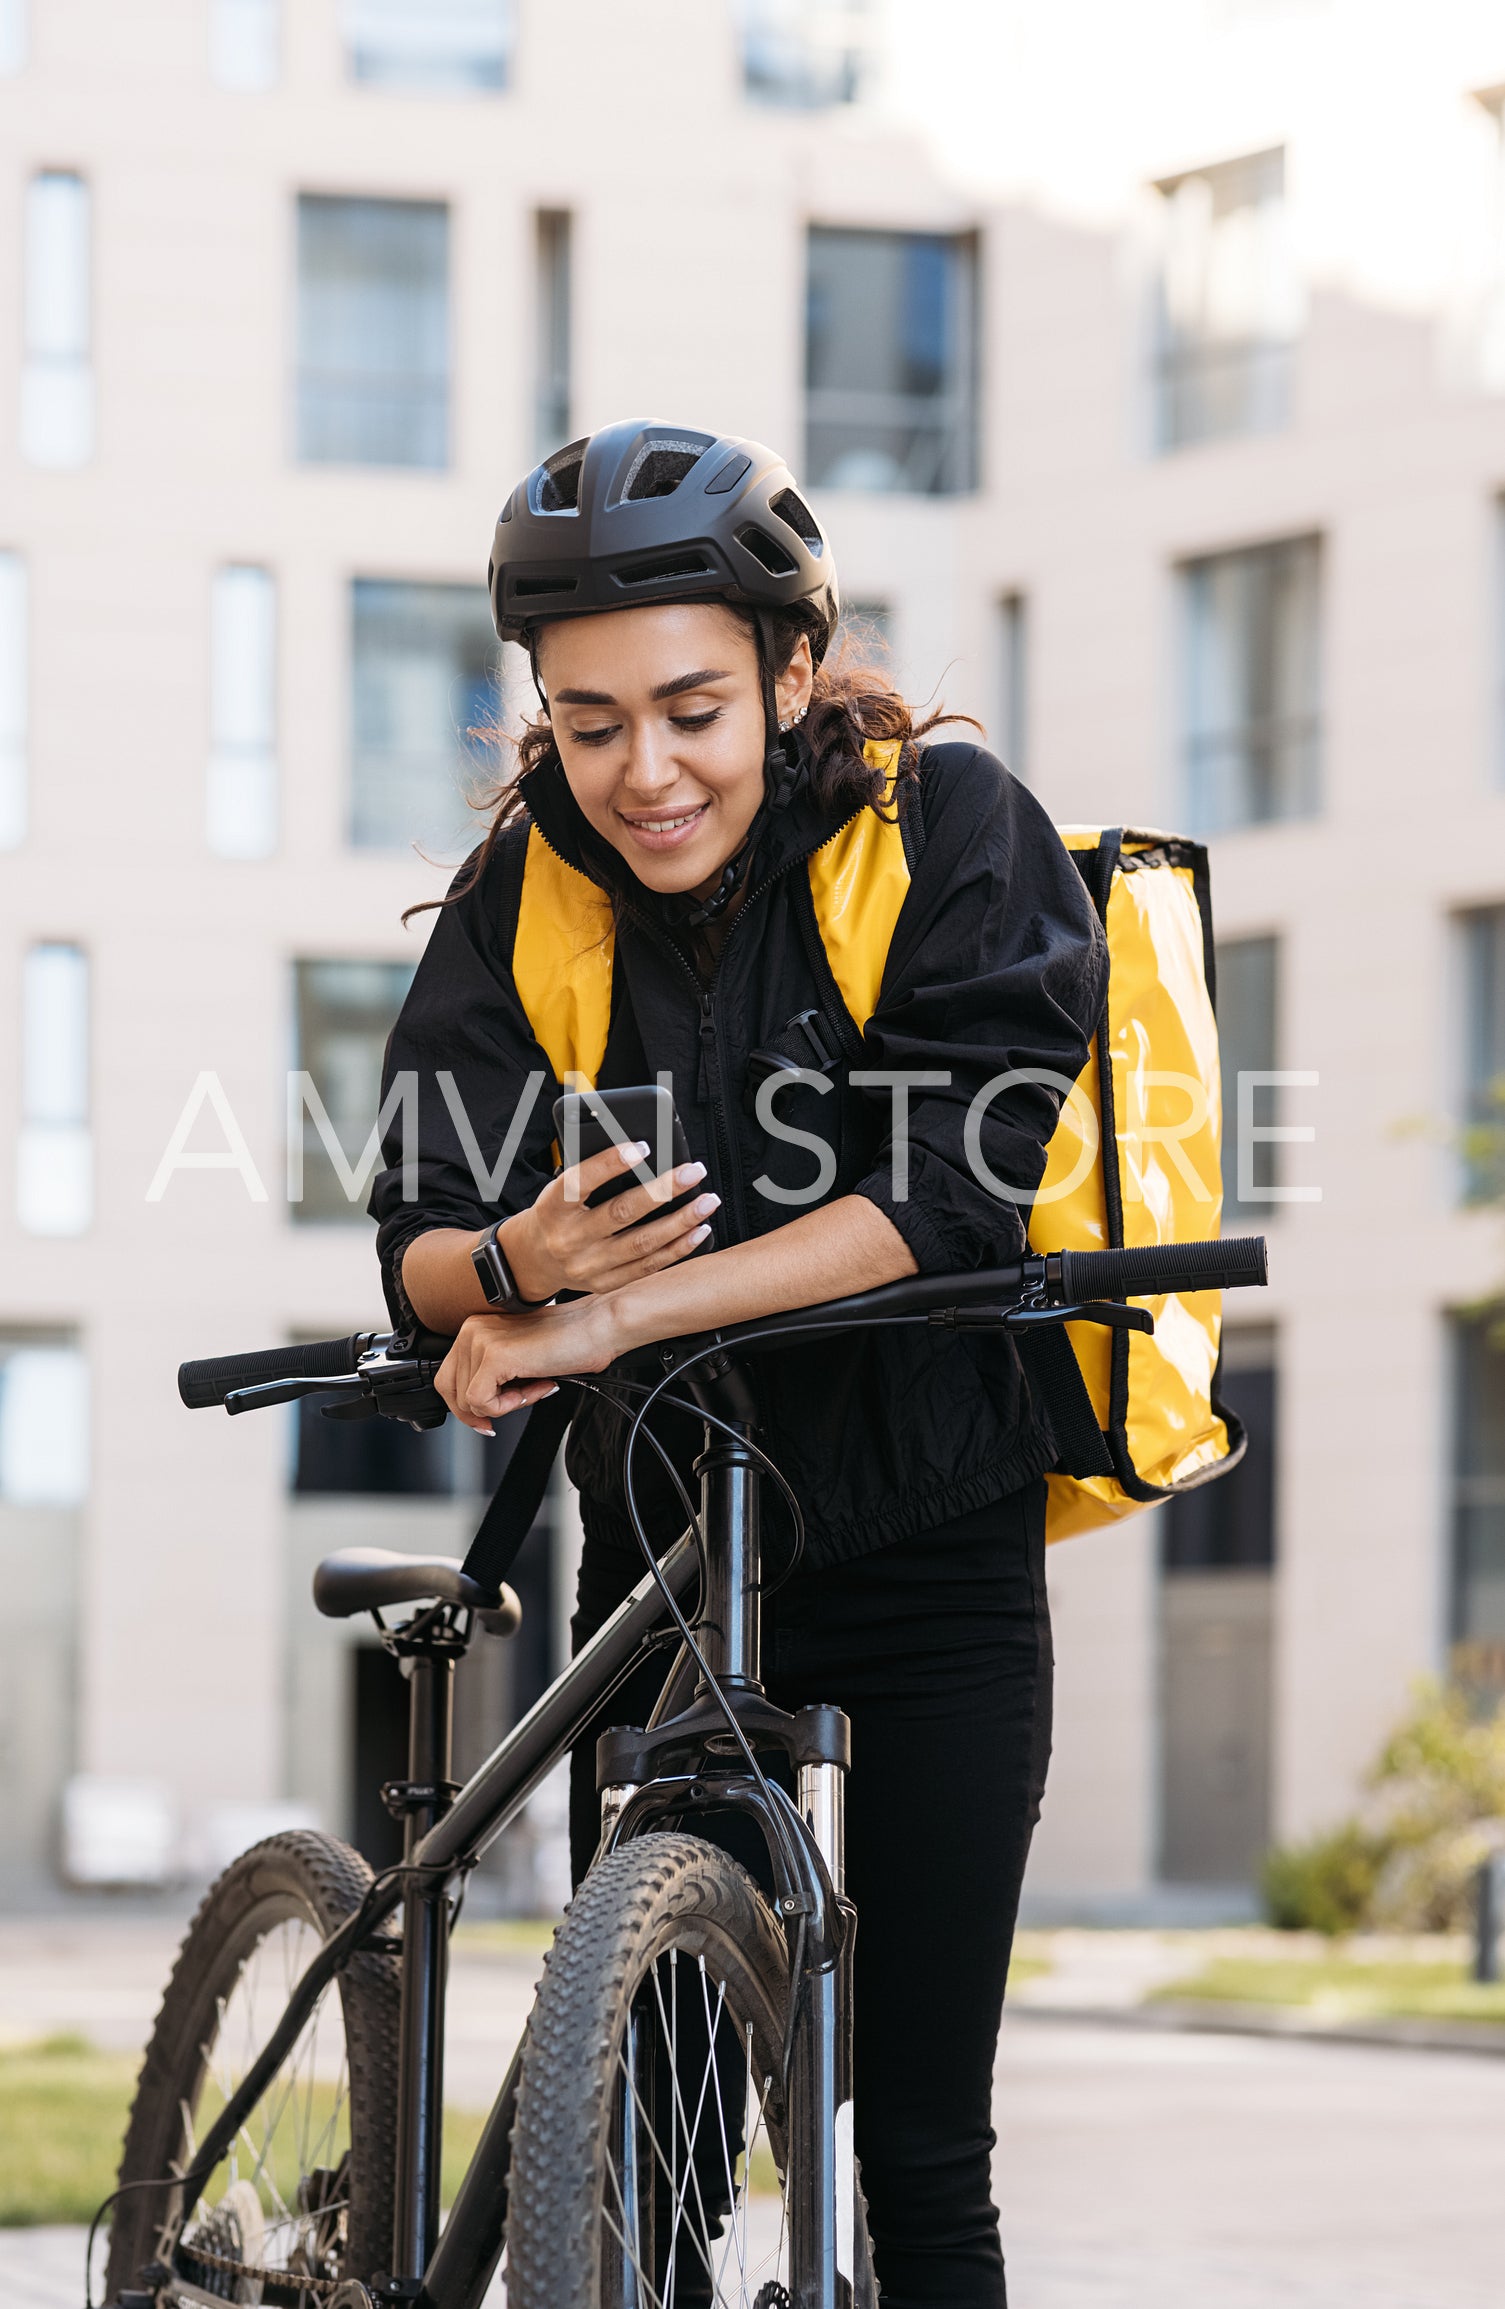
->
[473, 1229, 512, 1306]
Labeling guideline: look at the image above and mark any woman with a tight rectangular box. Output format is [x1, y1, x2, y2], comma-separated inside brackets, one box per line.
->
[371, 420, 1107, 2309]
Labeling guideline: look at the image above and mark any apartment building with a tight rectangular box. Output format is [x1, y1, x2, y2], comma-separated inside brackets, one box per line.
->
[3, 0, 1505, 1914]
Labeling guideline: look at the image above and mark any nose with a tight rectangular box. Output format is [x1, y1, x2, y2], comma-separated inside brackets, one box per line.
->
[618, 719, 682, 803]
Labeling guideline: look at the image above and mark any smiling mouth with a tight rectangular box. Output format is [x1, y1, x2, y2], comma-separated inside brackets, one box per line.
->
[618, 803, 708, 839]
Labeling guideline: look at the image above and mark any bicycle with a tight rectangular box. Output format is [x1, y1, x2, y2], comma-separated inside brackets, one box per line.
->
[101, 1232, 1266, 2309]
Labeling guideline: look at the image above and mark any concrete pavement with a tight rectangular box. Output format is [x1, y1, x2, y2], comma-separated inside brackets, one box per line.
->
[1, 1920, 1501, 2306]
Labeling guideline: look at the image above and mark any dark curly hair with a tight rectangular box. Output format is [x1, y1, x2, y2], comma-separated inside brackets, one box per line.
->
[404, 601, 977, 921]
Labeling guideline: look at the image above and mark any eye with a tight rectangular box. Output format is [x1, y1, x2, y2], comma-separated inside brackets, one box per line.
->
[670, 709, 722, 733]
[570, 723, 621, 748]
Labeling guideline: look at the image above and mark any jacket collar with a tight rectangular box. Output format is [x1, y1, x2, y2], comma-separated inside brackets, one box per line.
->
[517, 737, 879, 903]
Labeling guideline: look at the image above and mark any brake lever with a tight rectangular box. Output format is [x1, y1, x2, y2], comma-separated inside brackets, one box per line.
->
[929, 1300, 1155, 1336]
[225, 1375, 370, 1414]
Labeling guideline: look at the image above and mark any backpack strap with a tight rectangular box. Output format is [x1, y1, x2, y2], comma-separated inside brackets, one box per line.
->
[460, 1381, 577, 1603]
[1014, 1325, 1115, 1480]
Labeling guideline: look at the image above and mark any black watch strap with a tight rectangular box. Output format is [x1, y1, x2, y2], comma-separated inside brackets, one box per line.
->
[471, 1221, 547, 1310]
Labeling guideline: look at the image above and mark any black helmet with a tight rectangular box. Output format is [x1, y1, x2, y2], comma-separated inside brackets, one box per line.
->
[488, 419, 839, 658]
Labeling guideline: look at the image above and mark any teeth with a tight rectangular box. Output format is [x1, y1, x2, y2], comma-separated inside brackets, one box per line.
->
[635, 811, 700, 832]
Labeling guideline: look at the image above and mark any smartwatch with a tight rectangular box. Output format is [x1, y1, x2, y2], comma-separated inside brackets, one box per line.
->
[470, 1220, 548, 1311]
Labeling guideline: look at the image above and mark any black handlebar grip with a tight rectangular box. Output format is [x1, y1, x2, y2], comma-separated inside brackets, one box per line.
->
[1058, 1236, 1267, 1303]
[178, 1334, 371, 1411]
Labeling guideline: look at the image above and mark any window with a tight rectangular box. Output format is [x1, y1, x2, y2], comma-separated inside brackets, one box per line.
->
[1154, 147, 1300, 451]
[996, 593, 1028, 782]
[534, 211, 572, 459]
[0, 554, 25, 848]
[1459, 906, 1505, 1203]
[18, 944, 90, 1237]
[1163, 1329, 1277, 1572]
[343, 0, 513, 90]
[350, 578, 499, 851]
[291, 960, 414, 1224]
[0, 0, 26, 73]
[805, 227, 977, 495]
[22, 172, 93, 469]
[296, 196, 449, 469]
[207, 566, 278, 858]
[1218, 934, 1279, 1220]
[1158, 1325, 1277, 1884]
[295, 1388, 452, 1493]
[1180, 535, 1320, 831]
[0, 1335, 88, 1505]
[1451, 1312, 1505, 1667]
[736, 0, 871, 107]
[210, 0, 278, 88]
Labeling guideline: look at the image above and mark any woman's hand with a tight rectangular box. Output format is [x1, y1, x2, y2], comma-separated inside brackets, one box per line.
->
[435, 1296, 622, 1435]
[502, 1141, 719, 1301]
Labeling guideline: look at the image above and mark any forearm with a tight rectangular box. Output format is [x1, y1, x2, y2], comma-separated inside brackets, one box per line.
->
[608, 1194, 916, 1355]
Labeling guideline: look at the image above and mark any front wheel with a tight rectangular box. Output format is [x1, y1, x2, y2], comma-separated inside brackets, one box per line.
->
[106, 1831, 400, 2305]
[506, 1830, 877, 2309]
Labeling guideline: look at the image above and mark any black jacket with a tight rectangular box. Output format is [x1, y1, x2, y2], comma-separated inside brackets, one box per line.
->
[371, 741, 1108, 1566]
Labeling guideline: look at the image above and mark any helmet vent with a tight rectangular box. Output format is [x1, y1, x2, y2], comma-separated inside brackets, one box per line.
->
[613, 550, 713, 587]
[769, 489, 822, 552]
[512, 574, 580, 599]
[536, 440, 587, 513]
[621, 437, 711, 501]
[736, 524, 799, 578]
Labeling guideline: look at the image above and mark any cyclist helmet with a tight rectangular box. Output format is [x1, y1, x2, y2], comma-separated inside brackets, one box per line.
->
[488, 419, 840, 658]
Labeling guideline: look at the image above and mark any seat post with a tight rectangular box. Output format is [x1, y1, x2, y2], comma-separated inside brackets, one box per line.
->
[392, 1624, 460, 2280]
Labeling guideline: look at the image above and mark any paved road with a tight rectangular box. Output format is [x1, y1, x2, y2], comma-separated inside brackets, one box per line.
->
[2, 1920, 1502, 2308]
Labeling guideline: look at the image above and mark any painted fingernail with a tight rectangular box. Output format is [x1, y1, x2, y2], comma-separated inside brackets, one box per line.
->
[689, 1223, 713, 1246]
[619, 1139, 650, 1163]
[675, 1161, 707, 1187]
[693, 1193, 721, 1217]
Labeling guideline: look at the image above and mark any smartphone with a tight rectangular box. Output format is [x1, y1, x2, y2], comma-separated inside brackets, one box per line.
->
[552, 1084, 697, 1220]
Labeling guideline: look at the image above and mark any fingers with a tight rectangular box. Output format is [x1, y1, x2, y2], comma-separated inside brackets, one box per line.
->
[562, 1138, 655, 1205]
[594, 1161, 710, 1234]
[595, 1191, 720, 1283]
[436, 1321, 559, 1438]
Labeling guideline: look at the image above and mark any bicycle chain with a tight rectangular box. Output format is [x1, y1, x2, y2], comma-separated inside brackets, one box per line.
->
[173, 2238, 340, 2296]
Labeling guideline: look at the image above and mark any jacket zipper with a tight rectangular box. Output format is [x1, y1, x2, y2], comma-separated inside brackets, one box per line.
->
[527, 806, 864, 1247]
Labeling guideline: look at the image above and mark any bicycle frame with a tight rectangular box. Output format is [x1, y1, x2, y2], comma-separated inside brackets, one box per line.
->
[171, 1377, 856, 2309]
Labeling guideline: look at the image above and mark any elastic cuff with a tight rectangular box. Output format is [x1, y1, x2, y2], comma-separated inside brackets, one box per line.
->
[851, 1174, 953, 1276]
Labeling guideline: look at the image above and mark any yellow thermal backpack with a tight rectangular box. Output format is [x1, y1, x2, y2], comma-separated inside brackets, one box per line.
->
[510, 745, 1242, 1543]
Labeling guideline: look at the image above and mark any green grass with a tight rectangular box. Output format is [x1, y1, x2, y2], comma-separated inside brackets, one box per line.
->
[0, 2035, 138, 2226]
[1150, 1954, 1505, 2025]
[0, 2035, 501, 2230]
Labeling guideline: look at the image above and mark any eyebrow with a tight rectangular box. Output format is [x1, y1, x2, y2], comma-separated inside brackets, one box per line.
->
[553, 668, 735, 707]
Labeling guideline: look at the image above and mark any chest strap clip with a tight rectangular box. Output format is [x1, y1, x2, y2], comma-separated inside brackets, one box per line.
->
[743, 1008, 843, 1118]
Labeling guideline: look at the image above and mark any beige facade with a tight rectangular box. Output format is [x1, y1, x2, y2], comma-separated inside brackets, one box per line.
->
[3, 0, 1505, 1911]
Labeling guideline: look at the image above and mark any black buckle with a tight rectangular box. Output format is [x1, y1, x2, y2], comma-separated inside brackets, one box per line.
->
[744, 1010, 841, 1117]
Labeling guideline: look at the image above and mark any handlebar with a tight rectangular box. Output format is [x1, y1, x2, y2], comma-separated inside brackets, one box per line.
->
[177, 1236, 1267, 1420]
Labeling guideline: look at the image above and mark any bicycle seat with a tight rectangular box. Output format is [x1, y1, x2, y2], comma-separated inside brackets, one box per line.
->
[312, 1548, 522, 1635]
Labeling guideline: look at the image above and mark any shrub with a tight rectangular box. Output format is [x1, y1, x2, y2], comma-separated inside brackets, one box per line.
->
[1261, 1682, 1505, 1933]
[1260, 1822, 1389, 1935]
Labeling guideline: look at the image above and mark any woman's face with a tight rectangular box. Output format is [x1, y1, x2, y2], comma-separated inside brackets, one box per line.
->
[536, 602, 813, 898]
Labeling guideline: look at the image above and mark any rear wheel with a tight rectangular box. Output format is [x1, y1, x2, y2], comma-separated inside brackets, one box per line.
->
[506, 1830, 878, 2308]
[106, 1831, 399, 2306]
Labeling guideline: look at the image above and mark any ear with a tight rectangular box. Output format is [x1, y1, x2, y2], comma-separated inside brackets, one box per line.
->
[773, 632, 814, 725]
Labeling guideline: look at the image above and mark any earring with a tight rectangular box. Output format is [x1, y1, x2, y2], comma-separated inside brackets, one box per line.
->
[778, 718, 791, 733]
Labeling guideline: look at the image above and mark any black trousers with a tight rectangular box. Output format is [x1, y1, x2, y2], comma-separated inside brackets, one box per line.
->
[568, 1479, 1053, 2309]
